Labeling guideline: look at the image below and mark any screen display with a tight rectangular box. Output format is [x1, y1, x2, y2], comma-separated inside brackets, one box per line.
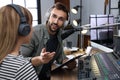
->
[113, 36, 120, 57]
[89, 15, 114, 48]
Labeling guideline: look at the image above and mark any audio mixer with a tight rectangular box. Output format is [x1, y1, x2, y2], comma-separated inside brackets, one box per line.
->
[78, 52, 120, 80]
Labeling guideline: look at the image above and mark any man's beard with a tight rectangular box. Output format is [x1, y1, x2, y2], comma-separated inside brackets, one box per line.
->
[48, 22, 60, 33]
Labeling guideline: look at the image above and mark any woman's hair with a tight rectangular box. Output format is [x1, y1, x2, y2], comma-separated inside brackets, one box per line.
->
[0, 5, 33, 61]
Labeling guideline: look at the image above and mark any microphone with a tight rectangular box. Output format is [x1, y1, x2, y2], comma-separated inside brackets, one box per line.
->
[61, 22, 120, 40]
[61, 24, 90, 40]
[61, 28, 83, 40]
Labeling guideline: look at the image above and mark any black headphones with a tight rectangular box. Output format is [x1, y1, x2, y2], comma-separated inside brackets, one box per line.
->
[7, 4, 30, 36]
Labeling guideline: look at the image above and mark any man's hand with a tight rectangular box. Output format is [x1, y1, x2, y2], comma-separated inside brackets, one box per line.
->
[31, 48, 55, 66]
[40, 48, 55, 63]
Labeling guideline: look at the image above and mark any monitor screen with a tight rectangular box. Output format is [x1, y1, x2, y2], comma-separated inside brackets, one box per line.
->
[89, 15, 114, 48]
[113, 36, 120, 57]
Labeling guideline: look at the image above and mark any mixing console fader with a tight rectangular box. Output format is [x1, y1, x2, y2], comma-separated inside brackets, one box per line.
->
[78, 52, 120, 80]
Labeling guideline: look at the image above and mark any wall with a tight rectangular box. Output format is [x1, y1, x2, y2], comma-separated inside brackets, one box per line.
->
[41, 0, 54, 23]
[82, 0, 106, 25]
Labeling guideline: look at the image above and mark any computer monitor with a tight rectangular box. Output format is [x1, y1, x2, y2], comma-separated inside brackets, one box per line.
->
[113, 36, 120, 57]
[89, 14, 114, 48]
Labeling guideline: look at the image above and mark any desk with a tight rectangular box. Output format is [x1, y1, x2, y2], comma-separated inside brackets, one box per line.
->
[51, 48, 102, 80]
[51, 68, 78, 80]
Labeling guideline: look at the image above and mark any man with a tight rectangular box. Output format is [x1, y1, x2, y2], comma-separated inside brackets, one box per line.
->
[20, 2, 76, 80]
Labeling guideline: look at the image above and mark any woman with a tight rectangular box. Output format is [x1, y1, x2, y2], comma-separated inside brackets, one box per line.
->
[0, 4, 39, 80]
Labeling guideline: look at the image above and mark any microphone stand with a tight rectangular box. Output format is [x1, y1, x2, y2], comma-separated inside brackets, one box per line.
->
[77, 30, 83, 50]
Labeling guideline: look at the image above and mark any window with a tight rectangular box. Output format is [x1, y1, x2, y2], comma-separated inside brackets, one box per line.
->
[0, 0, 38, 26]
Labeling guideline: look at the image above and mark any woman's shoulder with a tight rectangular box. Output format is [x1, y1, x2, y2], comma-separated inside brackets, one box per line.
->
[4, 55, 38, 79]
[2, 54, 30, 67]
[0, 54, 38, 80]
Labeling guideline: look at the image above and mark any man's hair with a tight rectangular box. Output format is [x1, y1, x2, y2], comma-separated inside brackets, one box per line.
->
[51, 2, 69, 19]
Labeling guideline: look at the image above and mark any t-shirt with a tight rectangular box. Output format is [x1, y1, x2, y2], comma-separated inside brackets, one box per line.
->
[45, 34, 58, 52]
[0, 54, 38, 80]
[39, 34, 58, 79]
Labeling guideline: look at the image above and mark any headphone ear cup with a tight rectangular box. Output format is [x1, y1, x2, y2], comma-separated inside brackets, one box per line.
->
[18, 23, 30, 36]
[64, 20, 69, 27]
[45, 12, 50, 20]
[44, 8, 51, 23]
[63, 13, 70, 27]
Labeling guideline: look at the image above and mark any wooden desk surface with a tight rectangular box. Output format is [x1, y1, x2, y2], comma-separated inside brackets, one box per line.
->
[51, 48, 101, 80]
[51, 68, 78, 80]
[51, 49, 82, 80]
